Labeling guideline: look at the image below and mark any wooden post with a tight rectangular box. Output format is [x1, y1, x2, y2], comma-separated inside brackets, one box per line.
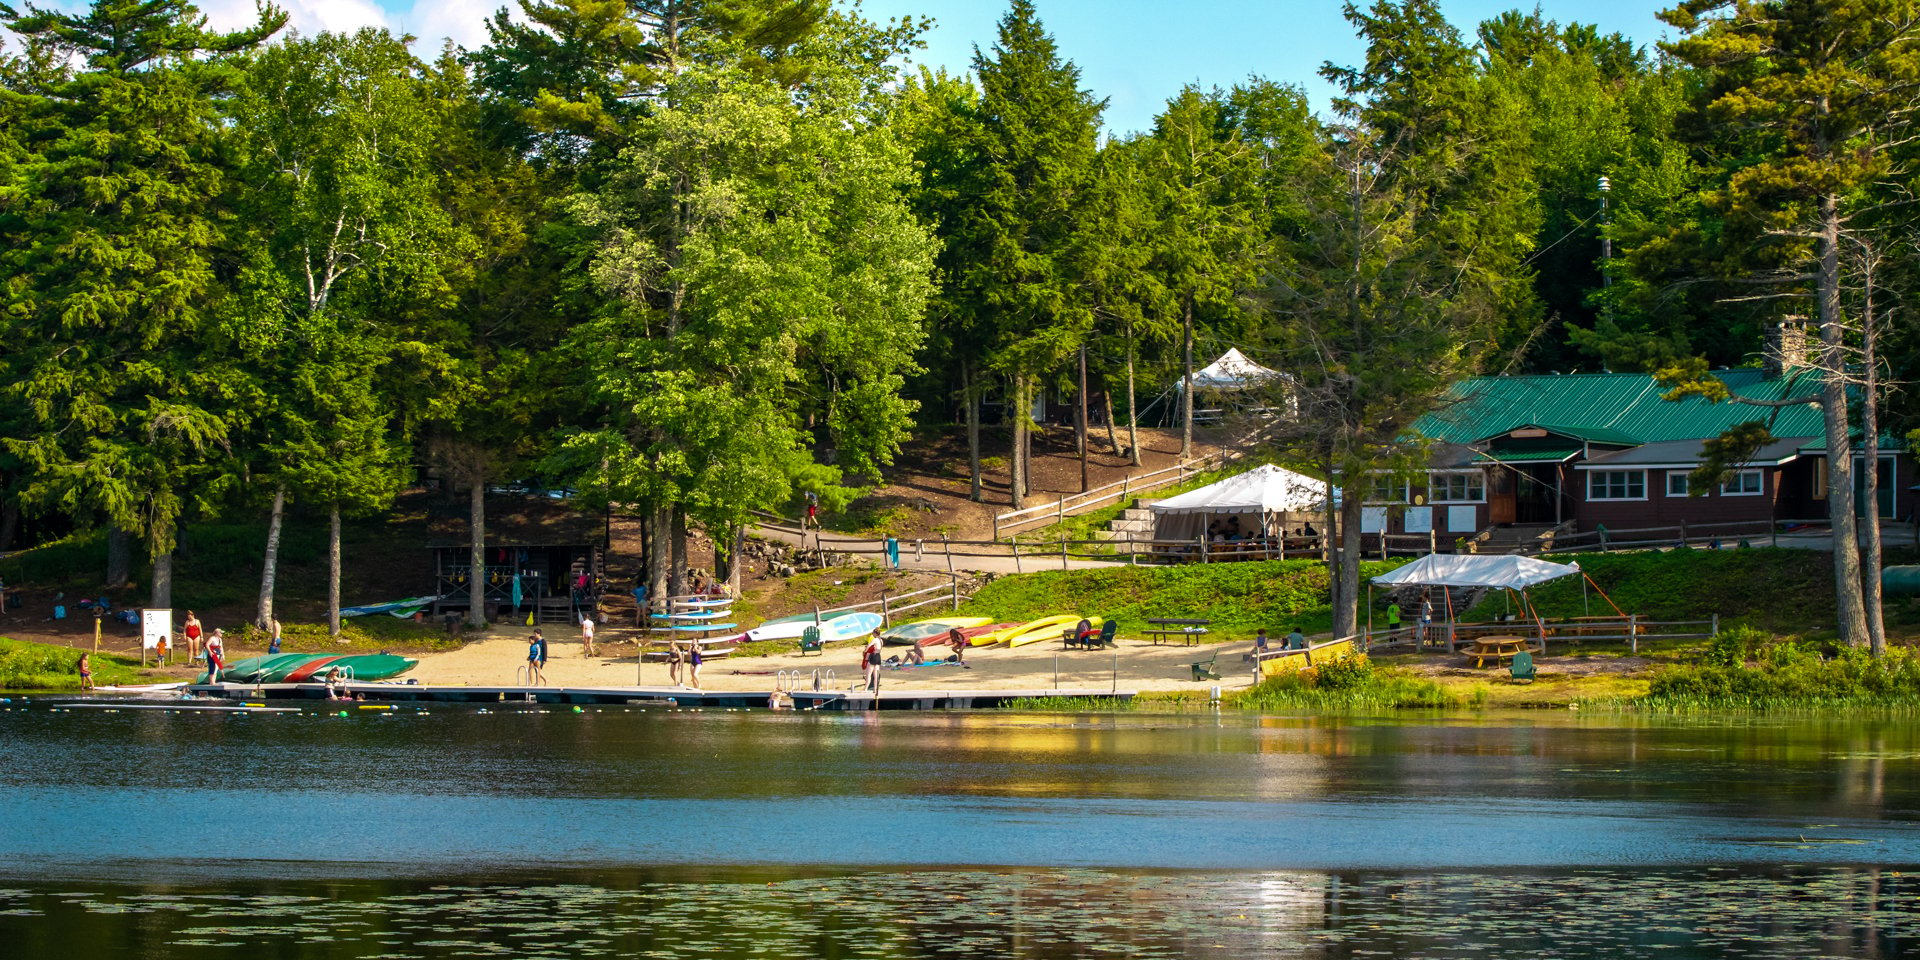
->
[941, 534, 956, 579]
[881, 591, 891, 627]
[1060, 535, 1069, 570]
[1200, 535, 1209, 564]
[1630, 613, 1639, 654]
[93, 616, 101, 655]
[1711, 613, 1719, 637]
[1057, 497, 1065, 526]
[993, 514, 1000, 542]
[1012, 539, 1023, 574]
[951, 578, 960, 612]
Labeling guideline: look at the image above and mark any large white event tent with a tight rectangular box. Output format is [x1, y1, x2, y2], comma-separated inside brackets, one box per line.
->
[1149, 464, 1329, 543]
[1368, 554, 1595, 650]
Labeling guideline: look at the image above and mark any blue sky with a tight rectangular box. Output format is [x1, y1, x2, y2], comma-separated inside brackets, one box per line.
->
[188, 0, 1673, 134]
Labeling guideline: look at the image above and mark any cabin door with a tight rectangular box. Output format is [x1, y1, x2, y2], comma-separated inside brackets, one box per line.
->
[1488, 469, 1516, 525]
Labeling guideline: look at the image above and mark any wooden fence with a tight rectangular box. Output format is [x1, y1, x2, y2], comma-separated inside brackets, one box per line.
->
[990, 450, 1234, 540]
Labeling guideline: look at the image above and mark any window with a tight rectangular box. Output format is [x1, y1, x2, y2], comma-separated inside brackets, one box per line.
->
[1666, 472, 1692, 497]
[1365, 475, 1407, 503]
[1720, 470, 1763, 496]
[1428, 471, 1486, 503]
[1588, 470, 1646, 501]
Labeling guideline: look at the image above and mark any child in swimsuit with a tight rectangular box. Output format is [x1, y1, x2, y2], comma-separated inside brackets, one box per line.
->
[77, 653, 94, 691]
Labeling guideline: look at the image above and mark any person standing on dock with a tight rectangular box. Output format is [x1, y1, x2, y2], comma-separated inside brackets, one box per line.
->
[580, 616, 596, 658]
[688, 641, 704, 690]
[205, 629, 224, 683]
[667, 640, 684, 686]
[861, 633, 882, 692]
[182, 611, 203, 664]
[267, 617, 282, 656]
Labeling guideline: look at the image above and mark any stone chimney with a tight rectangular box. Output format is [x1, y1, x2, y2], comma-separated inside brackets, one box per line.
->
[1763, 322, 1810, 379]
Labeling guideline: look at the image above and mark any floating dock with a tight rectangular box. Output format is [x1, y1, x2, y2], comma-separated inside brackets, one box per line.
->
[184, 682, 1135, 711]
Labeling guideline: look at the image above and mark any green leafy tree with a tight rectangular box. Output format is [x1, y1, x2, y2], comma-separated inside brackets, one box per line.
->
[0, 0, 284, 608]
[557, 17, 935, 594]
[227, 29, 458, 630]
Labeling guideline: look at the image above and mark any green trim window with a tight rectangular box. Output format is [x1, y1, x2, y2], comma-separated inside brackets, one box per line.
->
[1428, 470, 1486, 504]
[1720, 469, 1763, 496]
[1588, 470, 1646, 501]
[1665, 471, 1692, 497]
[1366, 475, 1408, 504]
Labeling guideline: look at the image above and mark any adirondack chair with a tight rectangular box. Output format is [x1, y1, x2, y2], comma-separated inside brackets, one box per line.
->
[1089, 620, 1119, 649]
[1510, 649, 1536, 683]
[798, 626, 824, 656]
[1062, 618, 1096, 648]
[1190, 652, 1221, 682]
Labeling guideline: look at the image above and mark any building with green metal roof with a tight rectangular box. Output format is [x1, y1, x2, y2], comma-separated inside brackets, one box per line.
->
[1359, 370, 1907, 551]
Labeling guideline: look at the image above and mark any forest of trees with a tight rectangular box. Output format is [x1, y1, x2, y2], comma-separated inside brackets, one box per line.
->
[2, 0, 1915, 647]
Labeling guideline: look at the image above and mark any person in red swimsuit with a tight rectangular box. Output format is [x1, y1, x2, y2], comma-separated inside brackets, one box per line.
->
[182, 611, 203, 663]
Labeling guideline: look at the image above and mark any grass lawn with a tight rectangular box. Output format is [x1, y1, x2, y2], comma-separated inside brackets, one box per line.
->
[0, 638, 162, 691]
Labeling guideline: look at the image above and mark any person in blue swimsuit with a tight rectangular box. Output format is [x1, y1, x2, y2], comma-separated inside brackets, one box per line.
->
[688, 642, 704, 690]
[527, 630, 547, 685]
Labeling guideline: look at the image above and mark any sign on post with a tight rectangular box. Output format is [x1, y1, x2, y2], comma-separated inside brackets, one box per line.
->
[141, 608, 171, 665]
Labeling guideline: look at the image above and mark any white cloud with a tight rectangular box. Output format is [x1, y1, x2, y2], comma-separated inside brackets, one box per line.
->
[392, 0, 501, 53]
[198, 0, 392, 38]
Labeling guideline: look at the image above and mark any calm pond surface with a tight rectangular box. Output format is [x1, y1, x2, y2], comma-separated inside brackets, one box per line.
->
[3, 703, 1919, 957]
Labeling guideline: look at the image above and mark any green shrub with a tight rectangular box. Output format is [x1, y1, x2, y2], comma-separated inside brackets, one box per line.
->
[1643, 645, 1920, 710]
[1232, 657, 1458, 711]
[0, 638, 149, 690]
[1703, 625, 1770, 667]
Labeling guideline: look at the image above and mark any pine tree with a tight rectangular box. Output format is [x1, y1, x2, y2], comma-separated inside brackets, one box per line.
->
[960, 0, 1104, 508]
[0, 0, 284, 608]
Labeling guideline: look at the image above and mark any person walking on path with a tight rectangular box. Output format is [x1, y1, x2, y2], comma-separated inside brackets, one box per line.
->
[77, 653, 94, 691]
[1385, 601, 1402, 643]
[183, 611, 203, 664]
[804, 490, 819, 529]
[205, 628, 225, 683]
[1418, 591, 1434, 648]
[580, 616, 596, 658]
[631, 582, 648, 628]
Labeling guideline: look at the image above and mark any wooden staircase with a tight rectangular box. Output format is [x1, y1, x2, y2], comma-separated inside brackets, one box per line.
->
[1091, 498, 1160, 553]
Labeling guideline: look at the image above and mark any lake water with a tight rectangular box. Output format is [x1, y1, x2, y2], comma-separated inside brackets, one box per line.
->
[3, 703, 1918, 957]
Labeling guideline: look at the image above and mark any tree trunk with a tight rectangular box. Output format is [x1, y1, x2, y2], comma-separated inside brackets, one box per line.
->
[965, 361, 983, 503]
[0, 500, 18, 553]
[648, 505, 670, 604]
[1181, 293, 1195, 457]
[1862, 270, 1886, 656]
[1334, 474, 1365, 641]
[328, 503, 343, 637]
[1816, 193, 1868, 647]
[1126, 327, 1141, 467]
[727, 524, 745, 595]
[106, 526, 132, 589]
[467, 480, 488, 628]
[1077, 345, 1089, 493]
[669, 507, 688, 596]
[257, 485, 285, 627]
[150, 546, 173, 610]
[1010, 375, 1027, 510]
[1103, 378, 1121, 458]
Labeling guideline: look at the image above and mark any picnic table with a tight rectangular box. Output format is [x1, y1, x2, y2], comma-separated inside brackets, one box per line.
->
[1145, 618, 1211, 646]
[1462, 635, 1541, 669]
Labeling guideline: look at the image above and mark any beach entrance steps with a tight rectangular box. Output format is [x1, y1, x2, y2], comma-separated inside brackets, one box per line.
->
[1092, 499, 1161, 553]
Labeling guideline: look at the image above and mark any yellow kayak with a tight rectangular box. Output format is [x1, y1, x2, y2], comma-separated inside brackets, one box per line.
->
[984, 615, 1094, 649]
[969, 615, 1075, 647]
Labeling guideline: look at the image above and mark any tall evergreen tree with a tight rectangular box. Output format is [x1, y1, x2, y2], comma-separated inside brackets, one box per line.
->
[0, 0, 284, 608]
[960, 0, 1103, 508]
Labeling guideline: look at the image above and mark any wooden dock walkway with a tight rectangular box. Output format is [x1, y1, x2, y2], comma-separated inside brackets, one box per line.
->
[184, 682, 1136, 711]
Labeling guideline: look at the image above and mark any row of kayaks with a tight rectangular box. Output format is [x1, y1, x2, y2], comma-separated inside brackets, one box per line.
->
[878, 615, 1100, 649]
[199, 652, 419, 685]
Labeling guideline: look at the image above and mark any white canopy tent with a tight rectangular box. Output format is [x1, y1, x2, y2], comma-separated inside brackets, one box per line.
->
[1149, 464, 1330, 544]
[1367, 554, 1592, 652]
[1181, 348, 1282, 391]
[1371, 554, 1581, 591]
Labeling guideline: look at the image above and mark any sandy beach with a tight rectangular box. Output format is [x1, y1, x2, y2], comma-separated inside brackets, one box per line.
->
[409, 631, 1262, 694]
